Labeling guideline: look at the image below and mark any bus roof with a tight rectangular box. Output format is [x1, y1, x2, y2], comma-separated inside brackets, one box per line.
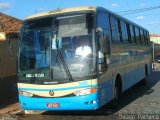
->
[25, 6, 148, 31]
[26, 6, 96, 20]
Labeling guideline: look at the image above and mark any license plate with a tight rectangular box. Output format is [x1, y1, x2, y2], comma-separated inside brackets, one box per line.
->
[46, 103, 60, 108]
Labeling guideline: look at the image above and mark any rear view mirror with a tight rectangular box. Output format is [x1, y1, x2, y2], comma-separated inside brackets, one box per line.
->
[96, 27, 104, 52]
[96, 27, 110, 54]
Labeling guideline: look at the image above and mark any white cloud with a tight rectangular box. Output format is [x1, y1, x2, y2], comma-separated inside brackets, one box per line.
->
[140, 3, 147, 7]
[111, 3, 119, 8]
[148, 21, 160, 25]
[0, 3, 10, 10]
[136, 16, 145, 20]
[34, 8, 44, 13]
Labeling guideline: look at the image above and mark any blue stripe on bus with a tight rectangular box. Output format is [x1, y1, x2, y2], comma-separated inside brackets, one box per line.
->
[18, 80, 114, 110]
[18, 85, 97, 91]
[19, 91, 100, 110]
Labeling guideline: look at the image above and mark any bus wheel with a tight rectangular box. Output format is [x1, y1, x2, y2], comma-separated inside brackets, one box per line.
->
[141, 66, 148, 85]
[110, 80, 122, 108]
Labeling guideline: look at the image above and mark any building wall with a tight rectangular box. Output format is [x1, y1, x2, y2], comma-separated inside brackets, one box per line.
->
[0, 12, 22, 102]
[154, 44, 160, 57]
[150, 37, 160, 44]
[150, 34, 160, 44]
[0, 34, 18, 102]
[0, 36, 18, 77]
[150, 34, 160, 58]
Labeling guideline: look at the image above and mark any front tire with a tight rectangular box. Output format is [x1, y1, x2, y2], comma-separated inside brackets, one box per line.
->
[110, 81, 121, 108]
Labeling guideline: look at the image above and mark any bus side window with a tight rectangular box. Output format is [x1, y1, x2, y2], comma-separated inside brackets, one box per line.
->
[143, 31, 146, 45]
[145, 31, 149, 45]
[140, 29, 145, 45]
[97, 11, 111, 73]
[120, 21, 129, 43]
[135, 27, 140, 44]
[97, 12, 110, 54]
[147, 32, 150, 45]
[109, 16, 120, 43]
[129, 25, 136, 44]
[143, 31, 148, 45]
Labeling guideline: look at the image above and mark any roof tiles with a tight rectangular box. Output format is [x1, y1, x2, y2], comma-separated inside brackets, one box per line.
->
[0, 12, 22, 34]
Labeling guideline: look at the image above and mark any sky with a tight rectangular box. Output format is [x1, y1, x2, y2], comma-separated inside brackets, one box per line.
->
[0, 0, 160, 34]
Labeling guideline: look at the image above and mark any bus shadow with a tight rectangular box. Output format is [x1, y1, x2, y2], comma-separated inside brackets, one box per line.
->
[101, 71, 160, 114]
[42, 71, 160, 116]
[42, 110, 112, 116]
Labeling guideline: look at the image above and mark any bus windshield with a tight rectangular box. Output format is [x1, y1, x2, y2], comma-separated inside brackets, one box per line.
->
[19, 13, 96, 83]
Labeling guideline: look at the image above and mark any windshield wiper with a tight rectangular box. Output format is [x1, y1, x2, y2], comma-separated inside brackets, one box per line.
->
[55, 37, 73, 82]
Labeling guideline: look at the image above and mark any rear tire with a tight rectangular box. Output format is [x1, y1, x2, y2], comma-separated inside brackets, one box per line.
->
[141, 66, 148, 85]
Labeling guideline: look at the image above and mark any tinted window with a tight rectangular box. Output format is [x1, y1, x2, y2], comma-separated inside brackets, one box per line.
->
[147, 32, 150, 44]
[140, 29, 145, 44]
[135, 27, 140, 44]
[120, 21, 129, 43]
[97, 12, 110, 53]
[129, 25, 136, 43]
[98, 12, 109, 30]
[144, 30, 148, 45]
[110, 16, 120, 42]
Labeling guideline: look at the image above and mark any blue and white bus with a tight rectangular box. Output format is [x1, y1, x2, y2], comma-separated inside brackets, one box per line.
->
[17, 6, 152, 111]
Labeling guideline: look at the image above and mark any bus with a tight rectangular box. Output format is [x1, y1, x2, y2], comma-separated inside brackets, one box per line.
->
[17, 6, 152, 111]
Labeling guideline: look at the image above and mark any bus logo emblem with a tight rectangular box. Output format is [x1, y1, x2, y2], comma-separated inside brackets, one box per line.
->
[49, 91, 54, 96]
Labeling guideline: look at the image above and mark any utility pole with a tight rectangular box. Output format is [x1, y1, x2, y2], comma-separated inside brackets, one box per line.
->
[152, 41, 155, 62]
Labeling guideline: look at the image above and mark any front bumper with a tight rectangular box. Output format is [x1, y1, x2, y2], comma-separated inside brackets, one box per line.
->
[19, 91, 100, 110]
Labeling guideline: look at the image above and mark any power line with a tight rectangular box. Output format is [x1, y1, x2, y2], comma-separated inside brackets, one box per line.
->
[123, 12, 160, 17]
[117, 6, 160, 13]
[116, 6, 160, 16]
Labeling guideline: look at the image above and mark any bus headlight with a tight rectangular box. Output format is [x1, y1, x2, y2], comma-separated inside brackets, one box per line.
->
[19, 90, 33, 97]
[74, 88, 97, 96]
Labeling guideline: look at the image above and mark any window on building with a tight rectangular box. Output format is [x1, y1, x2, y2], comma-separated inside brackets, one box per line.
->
[8, 38, 14, 57]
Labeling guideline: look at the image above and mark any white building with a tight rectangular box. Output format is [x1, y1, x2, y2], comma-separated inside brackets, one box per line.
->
[150, 34, 160, 44]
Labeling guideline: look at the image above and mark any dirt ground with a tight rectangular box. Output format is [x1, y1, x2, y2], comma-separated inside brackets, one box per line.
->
[0, 96, 22, 114]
